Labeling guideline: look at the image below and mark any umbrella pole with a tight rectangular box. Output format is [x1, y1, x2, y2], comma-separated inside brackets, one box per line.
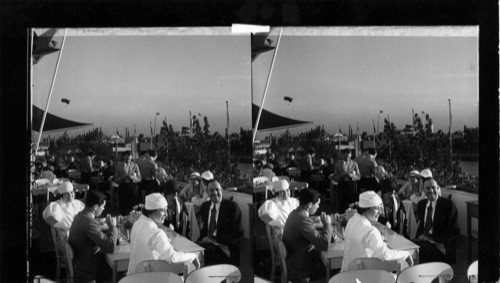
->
[35, 29, 68, 153]
[252, 28, 283, 145]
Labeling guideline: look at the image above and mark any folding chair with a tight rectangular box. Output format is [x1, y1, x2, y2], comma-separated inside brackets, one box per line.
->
[185, 264, 241, 283]
[396, 262, 454, 283]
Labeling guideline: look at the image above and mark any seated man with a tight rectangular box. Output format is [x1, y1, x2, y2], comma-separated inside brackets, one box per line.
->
[342, 191, 414, 272]
[43, 182, 86, 253]
[197, 181, 243, 266]
[69, 190, 118, 282]
[414, 178, 459, 264]
[283, 189, 333, 283]
[163, 180, 190, 235]
[378, 178, 407, 237]
[258, 179, 299, 233]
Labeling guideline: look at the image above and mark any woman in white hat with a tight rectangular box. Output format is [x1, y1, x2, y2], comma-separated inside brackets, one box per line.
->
[178, 172, 209, 207]
[127, 193, 200, 275]
[398, 170, 424, 200]
[258, 179, 299, 233]
[341, 191, 414, 272]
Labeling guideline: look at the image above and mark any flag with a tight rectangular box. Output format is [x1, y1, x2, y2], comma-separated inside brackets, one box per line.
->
[33, 28, 60, 65]
[251, 32, 276, 62]
[156, 112, 160, 116]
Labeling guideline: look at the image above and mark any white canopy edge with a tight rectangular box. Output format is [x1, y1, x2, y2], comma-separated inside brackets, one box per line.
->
[33, 26, 478, 37]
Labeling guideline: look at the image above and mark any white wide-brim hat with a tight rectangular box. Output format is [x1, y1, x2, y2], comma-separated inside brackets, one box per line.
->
[57, 182, 74, 194]
[273, 179, 290, 193]
[420, 169, 433, 179]
[189, 172, 201, 179]
[409, 170, 420, 177]
[201, 170, 214, 181]
[358, 191, 383, 208]
[145, 193, 168, 210]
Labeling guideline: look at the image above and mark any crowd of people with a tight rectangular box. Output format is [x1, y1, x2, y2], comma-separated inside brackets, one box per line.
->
[37, 148, 244, 282]
[256, 147, 459, 282]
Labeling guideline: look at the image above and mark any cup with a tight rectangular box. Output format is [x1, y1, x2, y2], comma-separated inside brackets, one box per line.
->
[110, 216, 117, 226]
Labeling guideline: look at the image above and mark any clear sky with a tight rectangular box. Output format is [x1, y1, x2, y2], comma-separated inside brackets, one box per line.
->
[32, 28, 478, 140]
[253, 31, 478, 139]
[33, 29, 252, 138]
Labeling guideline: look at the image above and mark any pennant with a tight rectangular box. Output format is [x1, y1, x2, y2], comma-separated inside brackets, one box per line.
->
[251, 32, 276, 62]
[33, 28, 60, 65]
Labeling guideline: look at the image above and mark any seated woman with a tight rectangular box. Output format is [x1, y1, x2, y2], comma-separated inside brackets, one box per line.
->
[341, 191, 414, 272]
[127, 193, 200, 275]
[178, 172, 208, 207]
[258, 179, 299, 233]
[398, 170, 424, 200]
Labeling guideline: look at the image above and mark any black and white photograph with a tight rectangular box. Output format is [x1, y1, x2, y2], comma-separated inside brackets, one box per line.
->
[251, 27, 479, 283]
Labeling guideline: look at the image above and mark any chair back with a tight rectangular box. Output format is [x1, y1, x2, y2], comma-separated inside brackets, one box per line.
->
[119, 271, 183, 283]
[329, 269, 396, 283]
[62, 239, 75, 283]
[396, 262, 454, 283]
[467, 260, 478, 282]
[185, 264, 241, 283]
[135, 260, 195, 281]
[275, 234, 288, 283]
[50, 227, 61, 260]
[348, 257, 405, 275]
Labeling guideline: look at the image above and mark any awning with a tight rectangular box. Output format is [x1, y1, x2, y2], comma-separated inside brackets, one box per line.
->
[32, 105, 94, 133]
[252, 103, 313, 132]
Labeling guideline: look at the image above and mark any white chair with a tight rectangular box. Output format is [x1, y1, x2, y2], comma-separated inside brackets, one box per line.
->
[348, 257, 407, 275]
[467, 260, 478, 282]
[135, 260, 196, 281]
[329, 269, 396, 283]
[119, 271, 183, 283]
[185, 264, 241, 283]
[396, 262, 454, 283]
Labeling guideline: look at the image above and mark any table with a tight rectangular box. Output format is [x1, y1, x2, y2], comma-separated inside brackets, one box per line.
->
[402, 200, 418, 239]
[320, 221, 419, 281]
[466, 200, 478, 262]
[105, 225, 205, 283]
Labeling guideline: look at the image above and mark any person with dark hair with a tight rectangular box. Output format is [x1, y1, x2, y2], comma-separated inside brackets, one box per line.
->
[198, 181, 243, 266]
[69, 190, 117, 282]
[299, 148, 316, 186]
[378, 178, 407, 237]
[341, 191, 413, 272]
[66, 156, 79, 172]
[137, 150, 159, 202]
[331, 149, 360, 212]
[114, 151, 141, 215]
[356, 148, 378, 193]
[127, 193, 199, 275]
[283, 189, 332, 282]
[162, 180, 190, 235]
[414, 178, 459, 264]
[80, 150, 96, 186]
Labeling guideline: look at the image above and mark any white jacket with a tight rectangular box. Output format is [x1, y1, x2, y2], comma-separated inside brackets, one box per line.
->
[341, 213, 410, 271]
[43, 199, 85, 237]
[127, 215, 196, 275]
[258, 197, 299, 229]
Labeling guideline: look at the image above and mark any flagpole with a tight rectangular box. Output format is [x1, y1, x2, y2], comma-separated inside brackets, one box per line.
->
[252, 28, 283, 145]
[449, 99, 452, 155]
[35, 28, 67, 153]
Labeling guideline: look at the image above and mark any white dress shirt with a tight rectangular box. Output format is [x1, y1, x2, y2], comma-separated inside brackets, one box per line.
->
[127, 215, 196, 275]
[341, 213, 411, 272]
[258, 197, 299, 229]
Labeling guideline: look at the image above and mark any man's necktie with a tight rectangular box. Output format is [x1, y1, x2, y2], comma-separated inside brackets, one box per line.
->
[424, 203, 433, 234]
[208, 205, 217, 237]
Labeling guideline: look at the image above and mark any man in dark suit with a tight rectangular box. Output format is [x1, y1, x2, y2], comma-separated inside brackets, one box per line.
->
[197, 181, 243, 266]
[414, 178, 459, 264]
[283, 189, 333, 283]
[69, 190, 118, 282]
[378, 178, 408, 237]
[163, 179, 189, 236]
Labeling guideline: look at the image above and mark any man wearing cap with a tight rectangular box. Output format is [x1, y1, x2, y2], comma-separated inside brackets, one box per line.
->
[414, 178, 459, 264]
[342, 190, 414, 272]
[258, 179, 299, 232]
[136, 150, 159, 202]
[332, 149, 360, 212]
[43, 182, 86, 253]
[179, 172, 208, 205]
[69, 190, 118, 282]
[198, 181, 243, 266]
[356, 148, 378, 193]
[128, 193, 199, 275]
[283, 188, 332, 282]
